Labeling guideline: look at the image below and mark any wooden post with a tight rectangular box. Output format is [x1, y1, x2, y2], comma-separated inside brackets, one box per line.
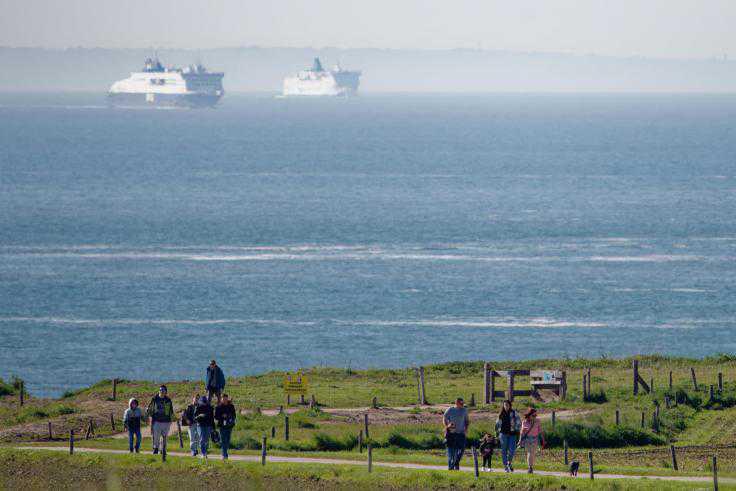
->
[615, 409, 620, 426]
[177, 421, 183, 448]
[110, 413, 116, 432]
[278, 405, 283, 415]
[587, 368, 592, 395]
[652, 410, 659, 433]
[650, 377, 654, 393]
[19, 381, 24, 406]
[718, 373, 723, 392]
[310, 394, 317, 408]
[551, 410, 556, 428]
[665, 395, 671, 409]
[48, 421, 52, 440]
[85, 418, 93, 440]
[713, 455, 719, 491]
[561, 370, 568, 400]
[419, 367, 427, 405]
[641, 411, 645, 428]
[271, 426, 275, 438]
[633, 360, 639, 395]
[284, 414, 289, 441]
[69, 429, 74, 454]
[469, 393, 475, 407]
[358, 430, 363, 453]
[669, 371, 673, 390]
[588, 451, 594, 480]
[483, 362, 491, 404]
[670, 445, 678, 471]
[112, 378, 117, 401]
[563, 440, 569, 465]
[287, 394, 291, 406]
[415, 367, 422, 404]
[691, 367, 698, 391]
[472, 445, 479, 478]
[367, 444, 373, 473]
[372, 396, 378, 409]
[710, 385, 715, 401]
[582, 374, 588, 400]
[261, 436, 267, 465]
[507, 374, 515, 402]
[490, 369, 496, 402]
[364, 413, 370, 439]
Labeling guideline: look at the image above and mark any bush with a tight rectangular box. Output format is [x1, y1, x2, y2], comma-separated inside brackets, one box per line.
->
[382, 429, 445, 450]
[584, 389, 608, 404]
[0, 379, 16, 397]
[313, 433, 357, 451]
[544, 422, 665, 448]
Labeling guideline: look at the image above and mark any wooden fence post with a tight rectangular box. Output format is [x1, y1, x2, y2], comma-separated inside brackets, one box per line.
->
[561, 370, 568, 400]
[419, 367, 427, 405]
[287, 394, 291, 406]
[271, 426, 275, 438]
[588, 451, 594, 480]
[69, 429, 74, 454]
[633, 360, 639, 395]
[615, 409, 620, 426]
[367, 444, 373, 473]
[587, 368, 592, 396]
[582, 374, 588, 400]
[551, 410, 556, 428]
[177, 421, 183, 448]
[718, 372, 723, 392]
[650, 377, 654, 393]
[490, 369, 496, 402]
[669, 370, 673, 390]
[690, 368, 698, 391]
[112, 378, 117, 401]
[415, 367, 422, 404]
[284, 414, 289, 441]
[483, 362, 491, 404]
[19, 380, 24, 406]
[710, 385, 715, 401]
[310, 394, 317, 408]
[563, 440, 569, 465]
[713, 455, 718, 491]
[472, 446, 479, 478]
[469, 393, 475, 407]
[670, 445, 678, 471]
[364, 413, 370, 439]
[358, 430, 363, 453]
[261, 436, 267, 465]
[372, 396, 378, 409]
[641, 411, 645, 428]
[48, 421, 53, 440]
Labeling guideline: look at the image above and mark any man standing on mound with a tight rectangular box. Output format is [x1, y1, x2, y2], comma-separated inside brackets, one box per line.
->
[443, 397, 470, 470]
[146, 385, 174, 456]
[205, 359, 226, 404]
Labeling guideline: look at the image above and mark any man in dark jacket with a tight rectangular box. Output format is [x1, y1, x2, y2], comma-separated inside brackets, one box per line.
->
[146, 385, 174, 456]
[205, 360, 226, 404]
[193, 395, 215, 458]
[214, 394, 237, 460]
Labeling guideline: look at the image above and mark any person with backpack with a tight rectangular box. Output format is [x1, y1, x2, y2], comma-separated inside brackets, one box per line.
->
[518, 407, 545, 474]
[495, 400, 521, 472]
[123, 398, 143, 453]
[181, 394, 200, 456]
[214, 393, 237, 460]
[205, 360, 226, 404]
[478, 432, 497, 472]
[145, 385, 174, 456]
[193, 395, 215, 458]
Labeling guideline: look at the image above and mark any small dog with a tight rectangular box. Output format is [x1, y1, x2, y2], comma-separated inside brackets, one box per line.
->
[569, 461, 580, 476]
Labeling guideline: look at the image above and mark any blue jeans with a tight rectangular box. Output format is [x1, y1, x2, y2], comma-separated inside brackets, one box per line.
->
[187, 425, 200, 454]
[128, 428, 141, 452]
[446, 433, 466, 470]
[198, 424, 211, 455]
[500, 433, 518, 468]
[219, 426, 233, 459]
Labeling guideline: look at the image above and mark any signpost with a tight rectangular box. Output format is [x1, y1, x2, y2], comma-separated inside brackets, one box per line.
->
[283, 371, 309, 403]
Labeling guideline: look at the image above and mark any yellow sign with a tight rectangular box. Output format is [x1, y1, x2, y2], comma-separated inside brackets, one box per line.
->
[283, 371, 309, 395]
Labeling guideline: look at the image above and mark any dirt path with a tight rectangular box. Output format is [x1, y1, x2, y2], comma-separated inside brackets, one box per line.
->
[15, 446, 732, 485]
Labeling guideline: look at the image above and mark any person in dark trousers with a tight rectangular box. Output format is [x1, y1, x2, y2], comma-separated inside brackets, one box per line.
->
[214, 393, 237, 459]
[123, 398, 143, 453]
[205, 360, 226, 404]
[479, 432, 496, 472]
[145, 385, 175, 456]
[193, 395, 215, 458]
[181, 394, 200, 456]
[443, 397, 469, 470]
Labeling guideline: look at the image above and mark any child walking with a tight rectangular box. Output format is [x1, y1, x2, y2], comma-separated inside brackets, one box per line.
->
[479, 432, 496, 472]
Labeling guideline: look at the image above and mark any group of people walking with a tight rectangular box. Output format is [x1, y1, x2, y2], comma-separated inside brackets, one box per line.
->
[122, 360, 234, 459]
[443, 398, 545, 473]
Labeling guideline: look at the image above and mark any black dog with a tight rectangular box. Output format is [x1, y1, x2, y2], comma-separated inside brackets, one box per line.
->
[569, 461, 580, 476]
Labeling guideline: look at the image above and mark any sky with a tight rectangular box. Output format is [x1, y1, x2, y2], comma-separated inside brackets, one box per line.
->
[1, 0, 734, 59]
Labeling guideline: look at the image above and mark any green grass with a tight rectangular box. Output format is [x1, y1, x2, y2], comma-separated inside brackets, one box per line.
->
[0, 448, 729, 490]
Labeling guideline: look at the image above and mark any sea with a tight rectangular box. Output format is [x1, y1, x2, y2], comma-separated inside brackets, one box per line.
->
[1, 92, 735, 397]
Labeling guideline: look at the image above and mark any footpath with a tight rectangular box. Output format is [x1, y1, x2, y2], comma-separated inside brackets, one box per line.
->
[15, 445, 734, 485]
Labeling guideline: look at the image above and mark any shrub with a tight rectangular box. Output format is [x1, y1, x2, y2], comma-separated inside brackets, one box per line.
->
[584, 389, 608, 404]
[313, 433, 357, 451]
[0, 378, 16, 396]
[543, 422, 665, 448]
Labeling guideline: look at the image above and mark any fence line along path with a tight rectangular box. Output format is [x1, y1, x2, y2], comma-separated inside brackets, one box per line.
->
[14, 446, 735, 485]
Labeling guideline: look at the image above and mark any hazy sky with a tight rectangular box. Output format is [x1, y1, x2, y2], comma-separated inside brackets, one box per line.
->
[1, 0, 734, 58]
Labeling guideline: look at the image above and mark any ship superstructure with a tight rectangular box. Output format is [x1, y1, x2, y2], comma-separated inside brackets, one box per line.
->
[283, 58, 361, 96]
[108, 58, 224, 108]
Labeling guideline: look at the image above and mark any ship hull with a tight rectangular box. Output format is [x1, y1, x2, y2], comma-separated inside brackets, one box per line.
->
[107, 92, 221, 108]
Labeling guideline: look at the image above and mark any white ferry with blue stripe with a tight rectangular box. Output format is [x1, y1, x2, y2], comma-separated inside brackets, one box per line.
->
[108, 58, 224, 108]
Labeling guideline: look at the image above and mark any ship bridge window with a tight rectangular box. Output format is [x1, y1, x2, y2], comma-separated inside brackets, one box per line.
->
[149, 78, 166, 85]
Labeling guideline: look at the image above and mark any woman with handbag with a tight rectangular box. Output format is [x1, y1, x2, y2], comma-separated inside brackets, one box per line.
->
[518, 407, 545, 474]
[193, 395, 215, 458]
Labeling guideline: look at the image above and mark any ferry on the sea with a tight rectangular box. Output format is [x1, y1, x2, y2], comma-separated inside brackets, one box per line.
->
[108, 58, 224, 108]
[282, 58, 361, 96]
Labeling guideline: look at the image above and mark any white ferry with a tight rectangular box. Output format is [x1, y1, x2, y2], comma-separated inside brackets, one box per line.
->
[283, 58, 361, 97]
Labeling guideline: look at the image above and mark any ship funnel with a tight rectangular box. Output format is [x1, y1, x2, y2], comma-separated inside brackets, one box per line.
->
[311, 57, 324, 72]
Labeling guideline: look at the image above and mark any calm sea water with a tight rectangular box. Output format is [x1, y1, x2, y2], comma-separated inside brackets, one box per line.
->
[1, 93, 736, 397]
